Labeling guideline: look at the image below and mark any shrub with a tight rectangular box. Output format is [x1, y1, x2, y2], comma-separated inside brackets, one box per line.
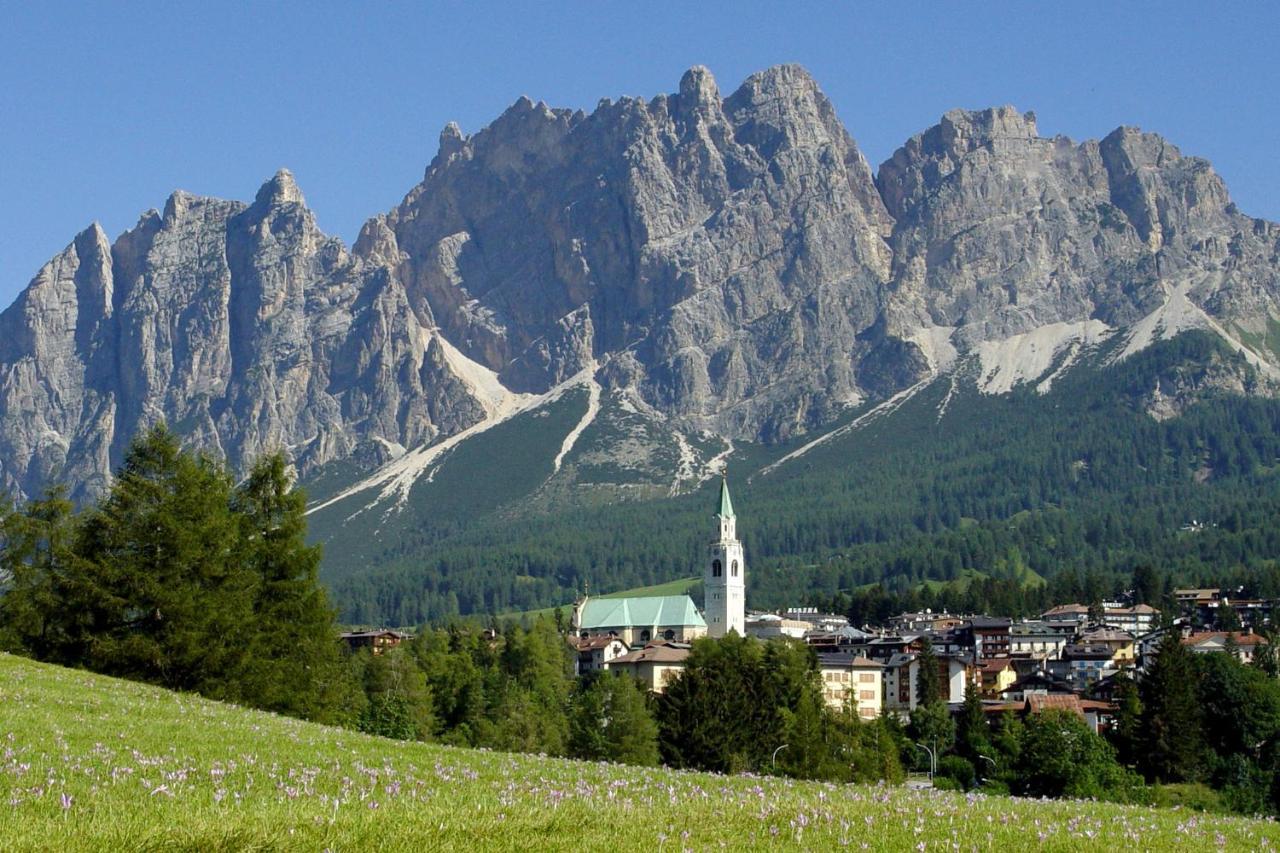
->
[1151, 783, 1228, 813]
[938, 755, 977, 790]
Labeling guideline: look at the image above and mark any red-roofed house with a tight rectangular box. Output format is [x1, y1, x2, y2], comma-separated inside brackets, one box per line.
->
[1182, 631, 1269, 664]
[569, 634, 630, 675]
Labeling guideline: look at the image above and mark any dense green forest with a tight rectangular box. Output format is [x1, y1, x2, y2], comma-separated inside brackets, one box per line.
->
[331, 332, 1280, 625]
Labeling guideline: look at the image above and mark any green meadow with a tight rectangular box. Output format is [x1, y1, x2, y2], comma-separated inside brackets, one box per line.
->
[1, 654, 1278, 851]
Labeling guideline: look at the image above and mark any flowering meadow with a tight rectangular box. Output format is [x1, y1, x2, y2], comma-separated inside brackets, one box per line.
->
[1, 654, 1277, 851]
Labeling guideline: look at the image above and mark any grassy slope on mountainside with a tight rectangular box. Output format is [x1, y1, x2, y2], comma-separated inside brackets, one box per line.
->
[1, 654, 1277, 851]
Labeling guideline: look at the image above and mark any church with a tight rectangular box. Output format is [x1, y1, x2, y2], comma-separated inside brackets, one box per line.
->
[571, 476, 746, 642]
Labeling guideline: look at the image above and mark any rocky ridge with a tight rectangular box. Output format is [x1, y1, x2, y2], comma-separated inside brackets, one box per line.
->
[3, 65, 1279, 503]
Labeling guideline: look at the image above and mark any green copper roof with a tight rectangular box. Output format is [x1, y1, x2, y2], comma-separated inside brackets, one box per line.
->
[579, 595, 706, 630]
[717, 476, 735, 519]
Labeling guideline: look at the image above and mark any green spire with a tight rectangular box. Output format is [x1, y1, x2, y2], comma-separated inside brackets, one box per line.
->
[716, 475, 735, 519]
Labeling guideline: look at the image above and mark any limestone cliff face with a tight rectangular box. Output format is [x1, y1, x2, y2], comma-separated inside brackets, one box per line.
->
[3, 65, 1280, 501]
[0, 171, 484, 500]
[377, 65, 893, 441]
[877, 108, 1280, 353]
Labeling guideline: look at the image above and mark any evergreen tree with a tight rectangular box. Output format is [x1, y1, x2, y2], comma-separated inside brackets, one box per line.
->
[1196, 652, 1280, 764]
[0, 427, 359, 725]
[72, 425, 255, 697]
[658, 635, 820, 774]
[1218, 603, 1243, 632]
[1108, 672, 1144, 768]
[356, 646, 435, 741]
[915, 638, 941, 706]
[568, 674, 610, 760]
[778, 686, 833, 779]
[1131, 563, 1162, 607]
[955, 677, 992, 766]
[908, 700, 955, 766]
[412, 628, 489, 746]
[599, 675, 660, 766]
[232, 452, 350, 722]
[1140, 631, 1208, 782]
[491, 619, 572, 754]
[569, 674, 659, 766]
[1016, 709, 1143, 801]
[0, 487, 80, 659]
[1253, 630, 1280, 678]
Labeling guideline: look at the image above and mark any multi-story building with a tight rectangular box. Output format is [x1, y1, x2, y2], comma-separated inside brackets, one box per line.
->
[1056, 644, 1125, 691]
[1008, 622, 1068, 660]
[816, 652, 883, 719]
[962, 617, 1012, 661]
[1182, 630, 1270, 665]
[745, 614, 811, 639]
[1102, 604, 1160, 635]
[569, 635, 630, 675]
[340, 629, 412, 654]
[608, 642, 691, 693]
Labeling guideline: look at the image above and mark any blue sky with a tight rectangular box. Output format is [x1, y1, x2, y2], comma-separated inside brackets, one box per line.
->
[2, 2, 1277, 306]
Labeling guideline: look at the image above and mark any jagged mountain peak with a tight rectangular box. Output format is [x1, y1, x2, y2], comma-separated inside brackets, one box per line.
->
[3, 64, 1279, 510]
[252, 168, 306, 208]
[677, 64, 720, 105]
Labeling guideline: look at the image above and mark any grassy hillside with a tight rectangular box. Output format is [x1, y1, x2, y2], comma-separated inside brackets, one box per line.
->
[1, 654, 1277, 851]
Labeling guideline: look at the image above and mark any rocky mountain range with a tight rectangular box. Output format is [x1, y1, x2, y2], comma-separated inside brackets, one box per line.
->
[4, 64, 1280, 507]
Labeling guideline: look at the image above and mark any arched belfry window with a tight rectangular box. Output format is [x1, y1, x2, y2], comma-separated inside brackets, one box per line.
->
[712, 559, 722, 577]
[731, 560, 739, 577]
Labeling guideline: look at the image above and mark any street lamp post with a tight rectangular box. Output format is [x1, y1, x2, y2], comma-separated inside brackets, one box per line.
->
[915, 742, 936, 779]
[772, 744, 789, 770]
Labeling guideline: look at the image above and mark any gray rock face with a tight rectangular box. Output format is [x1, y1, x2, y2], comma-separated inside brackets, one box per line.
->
[3, 66, 1280, 501]
[379, 64, 893, 441]
[0, 170, 485, 500]
[878, 108, 1280, 350]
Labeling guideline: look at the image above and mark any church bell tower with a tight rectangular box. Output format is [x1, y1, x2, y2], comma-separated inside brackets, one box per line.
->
[705, 475, 745, 637]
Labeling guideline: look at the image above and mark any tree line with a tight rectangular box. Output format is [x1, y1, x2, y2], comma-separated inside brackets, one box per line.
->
[332, 332, 1280, 625]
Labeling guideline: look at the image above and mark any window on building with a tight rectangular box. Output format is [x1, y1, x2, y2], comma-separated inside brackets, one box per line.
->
[663, 629, 675, 640]
[640, 630, 651, 643]
[712, 559, 722, 578]
[731, 560, 739, 577]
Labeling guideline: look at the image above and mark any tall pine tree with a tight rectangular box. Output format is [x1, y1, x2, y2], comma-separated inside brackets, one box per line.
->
[232, 452, 350, 722]
[1139, 631, 1208, 782]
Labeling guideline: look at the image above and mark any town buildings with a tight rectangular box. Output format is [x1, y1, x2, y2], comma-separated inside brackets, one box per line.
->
[566, 478, 745, 689]
[552, 482, 1280, 732]
[1182, 630, 1270, 664]
[570, 635, 630, 675]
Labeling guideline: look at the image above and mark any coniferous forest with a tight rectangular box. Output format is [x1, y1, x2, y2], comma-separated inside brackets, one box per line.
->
[332, 332, 1280, 625]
